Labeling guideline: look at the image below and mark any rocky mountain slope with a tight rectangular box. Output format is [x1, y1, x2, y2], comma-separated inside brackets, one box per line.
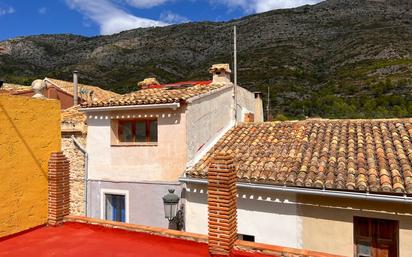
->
[1, 0, 411, 119]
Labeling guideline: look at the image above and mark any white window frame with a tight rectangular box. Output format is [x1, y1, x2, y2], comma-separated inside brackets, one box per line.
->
[100, 189, 130, 223]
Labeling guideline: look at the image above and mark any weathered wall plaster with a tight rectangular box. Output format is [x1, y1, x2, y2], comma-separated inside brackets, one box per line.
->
[186, 86, 234, 163]
[236, 86, 264, 122]
[87, 108, 187, 182]
[185, 183, 412, 257]
[88, 180, 182, 228]
[0, 95, 61, 237]
[298, 194, 412, 257]
[185, 184, 302, 249]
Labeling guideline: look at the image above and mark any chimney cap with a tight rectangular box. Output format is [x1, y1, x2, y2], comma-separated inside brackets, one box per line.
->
[73, 70, 79, 74]
[138, 78, 160, 89]
[209, 64, 231, 74]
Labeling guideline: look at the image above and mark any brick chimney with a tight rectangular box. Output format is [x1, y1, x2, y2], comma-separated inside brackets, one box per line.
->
[208, 153, 237, 257]
[209, 64, 232, 85]
[48, 152, 70, 226]
[244, 113, 254, 123]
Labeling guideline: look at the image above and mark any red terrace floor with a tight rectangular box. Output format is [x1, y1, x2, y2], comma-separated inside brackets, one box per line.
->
[0, 223, 271, 257]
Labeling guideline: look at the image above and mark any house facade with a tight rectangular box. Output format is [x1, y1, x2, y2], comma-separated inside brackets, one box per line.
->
[81, 64, 263, 228]
[182, 120, 412, 257]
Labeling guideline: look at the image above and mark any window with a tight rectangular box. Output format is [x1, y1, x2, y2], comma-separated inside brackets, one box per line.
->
[117, 119, 158, 144]
[238, 234, 255, 242]
[105, 194, 126, 222]
[354, 217, 398, 257]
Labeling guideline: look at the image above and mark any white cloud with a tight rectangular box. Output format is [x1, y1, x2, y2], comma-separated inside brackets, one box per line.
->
[38, 7, 48, 15]
[160, 11, 189, 24]
[213, 0, 323, 13]
[125, 0, 170, 9]
[65, 0, 168, 35]
[0, 6, 15, 16]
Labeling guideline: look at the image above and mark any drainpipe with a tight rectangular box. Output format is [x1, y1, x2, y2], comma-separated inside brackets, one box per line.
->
[73, 70, 79, 106]
[71, 135, 89, 217]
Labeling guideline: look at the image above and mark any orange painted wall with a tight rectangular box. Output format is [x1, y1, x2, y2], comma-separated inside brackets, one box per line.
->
[0, 95, 61, 237]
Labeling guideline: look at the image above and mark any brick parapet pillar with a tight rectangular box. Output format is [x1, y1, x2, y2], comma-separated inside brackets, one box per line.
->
[48, 152, 70, 226]
[208, 153, 238, 257]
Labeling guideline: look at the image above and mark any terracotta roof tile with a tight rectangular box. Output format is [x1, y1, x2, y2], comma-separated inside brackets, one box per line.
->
[61, 105, 86, 124]
[46, 78, 119, 102]
[187, 119, 412, 195]
[81, 82, 228, 108]
[0, 83, 31, 92]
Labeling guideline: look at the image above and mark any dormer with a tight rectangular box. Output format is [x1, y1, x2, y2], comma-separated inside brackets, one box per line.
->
[209, 64, 231, 85]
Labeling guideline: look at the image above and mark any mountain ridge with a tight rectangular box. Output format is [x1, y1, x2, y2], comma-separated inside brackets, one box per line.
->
[1, 0, 411, 119]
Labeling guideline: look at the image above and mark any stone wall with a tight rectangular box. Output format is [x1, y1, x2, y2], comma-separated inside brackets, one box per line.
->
[62, 134, 86, 216]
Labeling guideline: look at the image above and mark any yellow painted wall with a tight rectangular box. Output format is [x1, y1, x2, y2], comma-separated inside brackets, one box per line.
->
[298, 194, 412, 257]
[0, 95, 61, 237]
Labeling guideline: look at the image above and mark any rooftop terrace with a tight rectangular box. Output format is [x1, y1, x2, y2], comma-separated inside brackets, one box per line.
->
[0, 222, 277, 257]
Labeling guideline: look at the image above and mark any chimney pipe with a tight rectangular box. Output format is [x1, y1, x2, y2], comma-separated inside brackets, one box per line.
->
[73, 70, 79, 106]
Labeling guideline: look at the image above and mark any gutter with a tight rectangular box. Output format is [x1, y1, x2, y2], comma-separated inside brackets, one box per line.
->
[79, 103, 180, 112]
[179, 177, 412, 204]
[71, 135, 89, 217]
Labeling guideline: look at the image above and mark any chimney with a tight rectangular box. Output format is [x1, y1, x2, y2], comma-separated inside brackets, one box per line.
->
[209, 64, 232, 85]
[244, 113, 254, 123]
[208, 153, 237, 257]
[73, 70, 79, 106]
[138, 78, 160, 89]
[31, 79, 47, 99]
[48, 152, 70, 226]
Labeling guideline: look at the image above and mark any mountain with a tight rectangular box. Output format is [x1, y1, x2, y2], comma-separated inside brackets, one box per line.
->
[1, 0, 411, 119]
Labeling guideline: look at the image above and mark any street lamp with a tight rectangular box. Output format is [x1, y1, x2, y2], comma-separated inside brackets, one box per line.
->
[162, 189, 180, 222]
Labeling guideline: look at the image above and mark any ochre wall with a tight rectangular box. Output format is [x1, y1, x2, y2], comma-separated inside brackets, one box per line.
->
[0, 95, 61, 237]
[298, 194, 412, 257]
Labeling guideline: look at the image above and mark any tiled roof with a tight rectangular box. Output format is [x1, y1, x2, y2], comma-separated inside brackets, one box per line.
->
[45, 78, 119, 102]
[0, 83, 31, 92]
[81, 81, 227, 108]
[187, 119, 412, 194]
[61, 105, 86, 124]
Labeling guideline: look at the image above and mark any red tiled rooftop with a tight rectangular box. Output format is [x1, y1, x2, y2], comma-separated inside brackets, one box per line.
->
[0, 222, 271, 257]
[187, 119, 412, 194]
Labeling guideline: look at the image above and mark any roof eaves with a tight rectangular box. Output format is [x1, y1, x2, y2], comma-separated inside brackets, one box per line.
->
[79, 102, 181, 112]
[180, 177, 412, 203]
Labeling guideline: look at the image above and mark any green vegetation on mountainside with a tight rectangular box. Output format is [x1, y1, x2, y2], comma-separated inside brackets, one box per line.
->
[1, 0, 411, 120]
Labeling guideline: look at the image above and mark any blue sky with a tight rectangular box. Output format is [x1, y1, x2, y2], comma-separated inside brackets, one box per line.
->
[0, 0, 323, 40]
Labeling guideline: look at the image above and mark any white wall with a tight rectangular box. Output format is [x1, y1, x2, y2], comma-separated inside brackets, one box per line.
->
[185, 183, 412, 257]
[86, 108, 187, 182]
[185, 184, 302, 248]
[186, 86, 235, 163]
[236, 86, 264, 122]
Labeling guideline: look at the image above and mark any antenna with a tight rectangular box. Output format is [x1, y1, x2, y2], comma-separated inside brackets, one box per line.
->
[233, 25, 238, 123]
[267, 86, 270, 121]
[73, 70, 79, 106]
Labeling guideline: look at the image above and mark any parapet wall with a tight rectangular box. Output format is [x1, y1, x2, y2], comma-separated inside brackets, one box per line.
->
[0, 95, 61, 237]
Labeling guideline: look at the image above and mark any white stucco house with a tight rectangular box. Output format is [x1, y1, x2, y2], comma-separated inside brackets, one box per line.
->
[181, 119, 412, 257]
[80, 64, 263, 228]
